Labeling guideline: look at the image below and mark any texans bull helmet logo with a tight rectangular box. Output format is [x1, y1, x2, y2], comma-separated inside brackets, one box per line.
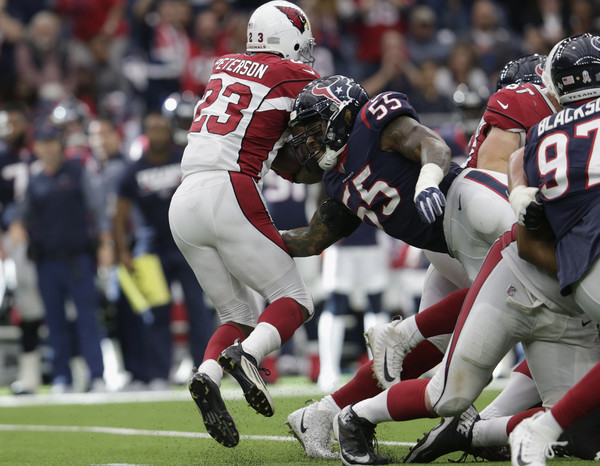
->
[310, 77, 354, 105]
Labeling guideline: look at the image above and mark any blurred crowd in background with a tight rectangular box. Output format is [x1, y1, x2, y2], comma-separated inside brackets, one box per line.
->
[1, 0, 599, 156]
[0, 0, 599, 394]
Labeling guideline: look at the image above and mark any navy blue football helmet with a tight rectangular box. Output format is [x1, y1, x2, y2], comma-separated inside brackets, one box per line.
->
[543, 33, 600, 104]
[289, 75, 369, 169]
[496, 54, 546, 90]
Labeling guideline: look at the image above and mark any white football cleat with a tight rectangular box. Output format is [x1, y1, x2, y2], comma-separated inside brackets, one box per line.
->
[286, 401, 339, 459]
[364, 318, 414, 389]
[509, 412, 567, 466]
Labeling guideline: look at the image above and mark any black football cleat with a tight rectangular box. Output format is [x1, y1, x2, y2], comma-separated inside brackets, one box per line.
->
[218, 342, 275, 417]
[403, 405, 479, 463]
[333, 405, 389, 465]
[188, 372, 239, 447]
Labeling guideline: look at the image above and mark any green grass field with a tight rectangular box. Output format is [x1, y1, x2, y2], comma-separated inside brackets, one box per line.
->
[0, 377, 589, 465]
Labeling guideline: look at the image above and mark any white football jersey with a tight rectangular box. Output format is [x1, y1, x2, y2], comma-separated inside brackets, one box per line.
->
[181, 52, 319, 182]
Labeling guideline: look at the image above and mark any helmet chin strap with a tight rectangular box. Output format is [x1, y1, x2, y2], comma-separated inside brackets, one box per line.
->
[318, 144, 346, 170]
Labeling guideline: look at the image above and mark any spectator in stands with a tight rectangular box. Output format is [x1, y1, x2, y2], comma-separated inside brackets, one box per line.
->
[0, 1, 25, 103]
[405, 59, 454, 116]
[460, 0, 519, 76]
[348, 0, 407, 80]
[405, 4, 454, 66]
[54, 0, 128, 46]
[181, 9, 229, 97]
[361, 29, 417, 98]
[302, 0, 343, 77]
[435, 41, 491, 100]
[14, 11, 78, 102]
[567, 0, 599, 35]
[131, 0, 192, 110]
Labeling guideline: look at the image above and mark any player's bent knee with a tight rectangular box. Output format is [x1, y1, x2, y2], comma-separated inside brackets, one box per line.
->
[434, 397, 473, 417]
[296, 296, 314, 322]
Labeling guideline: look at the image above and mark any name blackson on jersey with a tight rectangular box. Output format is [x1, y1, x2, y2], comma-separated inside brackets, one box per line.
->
[537, 98, 600, 136]
[213, 57, 269, 79]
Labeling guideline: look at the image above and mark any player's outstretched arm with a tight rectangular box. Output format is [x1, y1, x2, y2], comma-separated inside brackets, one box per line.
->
[280, 199, 360, 257]
[381, 115, 451, 224]
[380, 115, 451, 171]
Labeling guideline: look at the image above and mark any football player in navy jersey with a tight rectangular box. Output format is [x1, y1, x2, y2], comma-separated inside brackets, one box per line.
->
[508, 33, 600, 465]
[281, 74, 514, 457]
[282, 74, 600, 464]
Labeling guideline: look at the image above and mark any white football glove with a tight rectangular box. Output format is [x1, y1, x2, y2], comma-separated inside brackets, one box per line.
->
[509, 185, 544, 229]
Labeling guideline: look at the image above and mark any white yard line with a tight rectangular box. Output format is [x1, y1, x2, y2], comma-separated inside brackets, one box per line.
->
[0, 424, 416, 447]
[0, 378, 508, 408]
[0, 384, 323, 407]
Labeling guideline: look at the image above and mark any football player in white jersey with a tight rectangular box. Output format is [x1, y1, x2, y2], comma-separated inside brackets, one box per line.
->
[168, 1, 321, 448]
[508, 33, 600, 465]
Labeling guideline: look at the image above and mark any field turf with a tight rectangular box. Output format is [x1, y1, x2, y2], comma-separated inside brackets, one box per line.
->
[0, 376, 589, 465]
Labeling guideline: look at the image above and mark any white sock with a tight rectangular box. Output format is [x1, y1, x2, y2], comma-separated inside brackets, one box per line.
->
[480, 371, 540, 419]
[318, 311, 345, 388]
[531, 411, 563, 440]
[471, 416, 510, 447]
[352, 391, 394, 424]
[398, 315, 425, 348]
[197, 359, 223, 386]
[240, 322, 281, 363]
[318, 394, 341, 412]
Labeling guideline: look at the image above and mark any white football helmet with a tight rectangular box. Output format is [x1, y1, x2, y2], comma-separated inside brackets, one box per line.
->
[246, 1, 315, 66]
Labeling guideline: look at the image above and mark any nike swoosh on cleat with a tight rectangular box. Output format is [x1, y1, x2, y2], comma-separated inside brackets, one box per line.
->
[383, 349, 396, 383]
[516, 444, 531, 466]
[342, 449, 371, 463]
[300, 410, 308, 433]
[582, 320, 592, 326]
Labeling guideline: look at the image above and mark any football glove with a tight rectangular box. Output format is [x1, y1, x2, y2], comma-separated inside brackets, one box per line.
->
[509, 185, 545, 229]
[414, 163, 445, 224]
[415, 187, 446, 224]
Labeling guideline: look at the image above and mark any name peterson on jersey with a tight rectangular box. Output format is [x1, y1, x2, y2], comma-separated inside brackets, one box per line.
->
[213, 57, 270, 80]
[181, 52, 319, 181]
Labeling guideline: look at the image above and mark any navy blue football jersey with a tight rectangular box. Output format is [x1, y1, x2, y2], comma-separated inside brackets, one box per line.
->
[323, 91, 462, 254]
[117, 150, 183, 252]
[262, 170, 310, 230]
[524, 98, 600, 293]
